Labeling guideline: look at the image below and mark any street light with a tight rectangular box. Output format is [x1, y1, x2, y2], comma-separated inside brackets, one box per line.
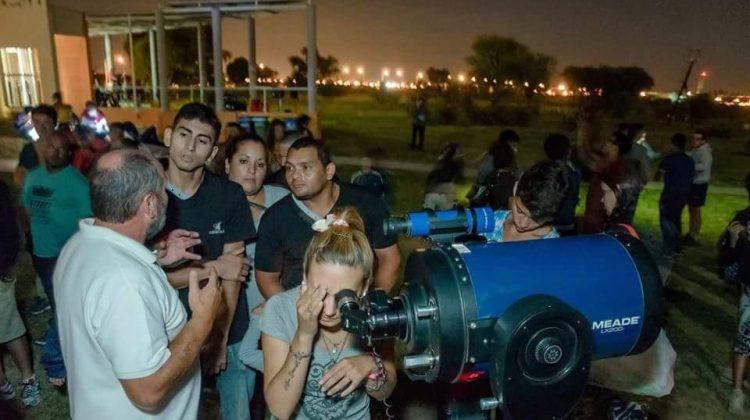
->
[382, 68, 390, 79]
[343, 65, 350, 75]
[396, 68, 403, 78]
[457, 73, 466, 83]
[417, 71, 424, 80]
[356, 66, 364, 76]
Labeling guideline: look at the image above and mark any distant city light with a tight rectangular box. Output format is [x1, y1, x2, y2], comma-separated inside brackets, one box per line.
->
[700, 71, 708, 77]
[342, 66, 350, 75]
[356, 66, 364, 75]
[395, 68, 403, 77]
[557, 83, 567, 92]
[457, 73, 466, 83]
[382, 68, 390, 77]
[416, 71, 424, 80]
[259, 63, 265, 69]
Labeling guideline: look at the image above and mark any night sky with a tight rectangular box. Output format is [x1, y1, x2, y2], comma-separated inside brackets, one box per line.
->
[79, 0, 750, 92]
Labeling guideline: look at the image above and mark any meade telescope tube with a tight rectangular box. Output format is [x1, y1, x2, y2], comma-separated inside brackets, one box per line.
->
[339, 212, 662, 419]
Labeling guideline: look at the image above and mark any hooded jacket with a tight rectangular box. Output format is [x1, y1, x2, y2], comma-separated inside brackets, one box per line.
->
[689, 142, 713, 184]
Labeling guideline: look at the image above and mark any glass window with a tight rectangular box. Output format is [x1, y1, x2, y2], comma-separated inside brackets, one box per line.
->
[1, 47, 41, 107]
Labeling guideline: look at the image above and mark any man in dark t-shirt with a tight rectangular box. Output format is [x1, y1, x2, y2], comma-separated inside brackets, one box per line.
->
[159, 103, 255, 420]
[255, 138, 400, 298]
[656, 133, 695, 258]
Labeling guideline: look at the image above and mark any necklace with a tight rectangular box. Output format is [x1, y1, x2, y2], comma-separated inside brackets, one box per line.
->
[320, 332, 348, 362]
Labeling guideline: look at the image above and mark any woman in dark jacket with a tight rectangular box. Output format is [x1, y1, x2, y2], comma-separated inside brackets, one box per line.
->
[724, 173, 750, 414]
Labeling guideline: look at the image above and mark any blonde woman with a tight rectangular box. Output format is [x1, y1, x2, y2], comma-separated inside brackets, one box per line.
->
[261, 208, 397, 419]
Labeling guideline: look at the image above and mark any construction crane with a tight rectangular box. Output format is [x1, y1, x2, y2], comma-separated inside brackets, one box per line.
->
[668, 49, 701, 123]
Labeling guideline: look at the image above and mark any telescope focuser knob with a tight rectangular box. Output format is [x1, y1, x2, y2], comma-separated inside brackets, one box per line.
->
[534, 337, 564, 365]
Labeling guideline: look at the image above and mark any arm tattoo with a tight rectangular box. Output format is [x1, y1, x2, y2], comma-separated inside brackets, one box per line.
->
[284, 351, 312, 391]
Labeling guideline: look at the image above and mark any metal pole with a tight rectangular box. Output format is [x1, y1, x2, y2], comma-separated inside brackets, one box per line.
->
[306, 1, 317, 114]
[211, 6, 224, 111]
[247, 15, 257, 101]
[104, 34, 113, 86]
[128, 14, 138, 107]
[197, 23, 206, 103]
[149, 29, 158, 103]
[156, 5, 169, 111]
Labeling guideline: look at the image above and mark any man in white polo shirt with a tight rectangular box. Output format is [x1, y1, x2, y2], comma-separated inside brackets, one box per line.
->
[54, 149, 222, 419]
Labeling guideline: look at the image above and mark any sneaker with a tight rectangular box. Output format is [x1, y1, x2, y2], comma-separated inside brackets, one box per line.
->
[20, 376, 41, 408]
[720, 366, 750, 389]
[28, 297, 51, 315]
[728, 388, 745, 414]
[609, 399, 649, 420]
[682, 235, 699, 246]
[0, 381, 15, 401]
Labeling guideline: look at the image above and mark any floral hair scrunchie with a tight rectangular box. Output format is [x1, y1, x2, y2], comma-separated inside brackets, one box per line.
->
[312, 214, 351, 238]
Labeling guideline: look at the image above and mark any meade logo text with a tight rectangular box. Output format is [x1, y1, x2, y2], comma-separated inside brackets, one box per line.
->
[592, 316, 640, 334]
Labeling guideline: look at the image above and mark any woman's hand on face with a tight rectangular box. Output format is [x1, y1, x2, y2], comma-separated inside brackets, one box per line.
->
[319, 354, 377, 397]
[296, 282, 327, 339]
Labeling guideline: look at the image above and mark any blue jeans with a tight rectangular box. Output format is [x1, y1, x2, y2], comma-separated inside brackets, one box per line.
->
[217, 342, 257, 420]
[32, 255, 66, 379]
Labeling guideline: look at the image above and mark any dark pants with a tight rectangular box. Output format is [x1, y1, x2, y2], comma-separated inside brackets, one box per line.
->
[410, 124, 425, 150]
[659, 198, 687, 257]
[31, 255, 66, 379]
[618, 187, 642, 225]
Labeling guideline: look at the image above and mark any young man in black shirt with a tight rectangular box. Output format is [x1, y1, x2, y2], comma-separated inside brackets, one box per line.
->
[160, 103, 255, 420]
[255, 138, 400, 297]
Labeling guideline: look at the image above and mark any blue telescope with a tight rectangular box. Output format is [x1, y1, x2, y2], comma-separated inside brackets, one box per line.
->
[338, 208, 662, 419]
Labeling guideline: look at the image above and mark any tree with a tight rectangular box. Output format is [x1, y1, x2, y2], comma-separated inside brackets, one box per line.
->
[226, 57, 279, 85]
[127, 28, 202, 87]
[287, 47, 340, 85]
[466, 35, 555, 100]
[226, 57, 249, 85]
[561, 65, 654, 96]
[426, 67, 450, 85]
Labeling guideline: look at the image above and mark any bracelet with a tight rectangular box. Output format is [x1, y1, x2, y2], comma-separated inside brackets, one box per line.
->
[365, 352, 387, 392]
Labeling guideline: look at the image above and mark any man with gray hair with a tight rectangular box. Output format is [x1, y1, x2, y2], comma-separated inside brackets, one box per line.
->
[54, 149, 222, 419]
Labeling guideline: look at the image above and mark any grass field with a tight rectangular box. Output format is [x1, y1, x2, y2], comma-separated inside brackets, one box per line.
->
[1, 93, 750, 419]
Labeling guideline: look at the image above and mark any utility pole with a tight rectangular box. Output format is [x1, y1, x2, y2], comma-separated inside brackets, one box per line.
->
[668, 49, 701, 123]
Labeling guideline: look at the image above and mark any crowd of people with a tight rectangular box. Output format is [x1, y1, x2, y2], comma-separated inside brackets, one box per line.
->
[1, 93, 749, 419]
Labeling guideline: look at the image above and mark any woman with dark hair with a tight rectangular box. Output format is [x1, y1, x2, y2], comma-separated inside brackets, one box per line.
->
[581, 132, 623, 234]
[267, 119, 286, 165]
[721, 173, 750, 413]
[223, 133, 289, 420]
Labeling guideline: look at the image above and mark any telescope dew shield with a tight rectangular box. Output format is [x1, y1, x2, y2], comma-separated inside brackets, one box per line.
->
[383, 207, 494, 241]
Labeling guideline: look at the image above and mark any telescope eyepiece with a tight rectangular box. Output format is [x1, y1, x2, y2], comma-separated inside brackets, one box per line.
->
[335, 289, 360, 314]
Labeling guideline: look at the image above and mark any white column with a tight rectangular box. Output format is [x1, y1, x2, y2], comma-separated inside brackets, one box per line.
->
[128, 14, 138, 107]
[247, 15, 257, 100]
[306, 1, 317, 114]
[197, 23, 206, 103]
[211, 7, 224, 111]
[156, 6, 169, 111]
[104, 34, 113, 86]
[149, 29, 158, 102]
